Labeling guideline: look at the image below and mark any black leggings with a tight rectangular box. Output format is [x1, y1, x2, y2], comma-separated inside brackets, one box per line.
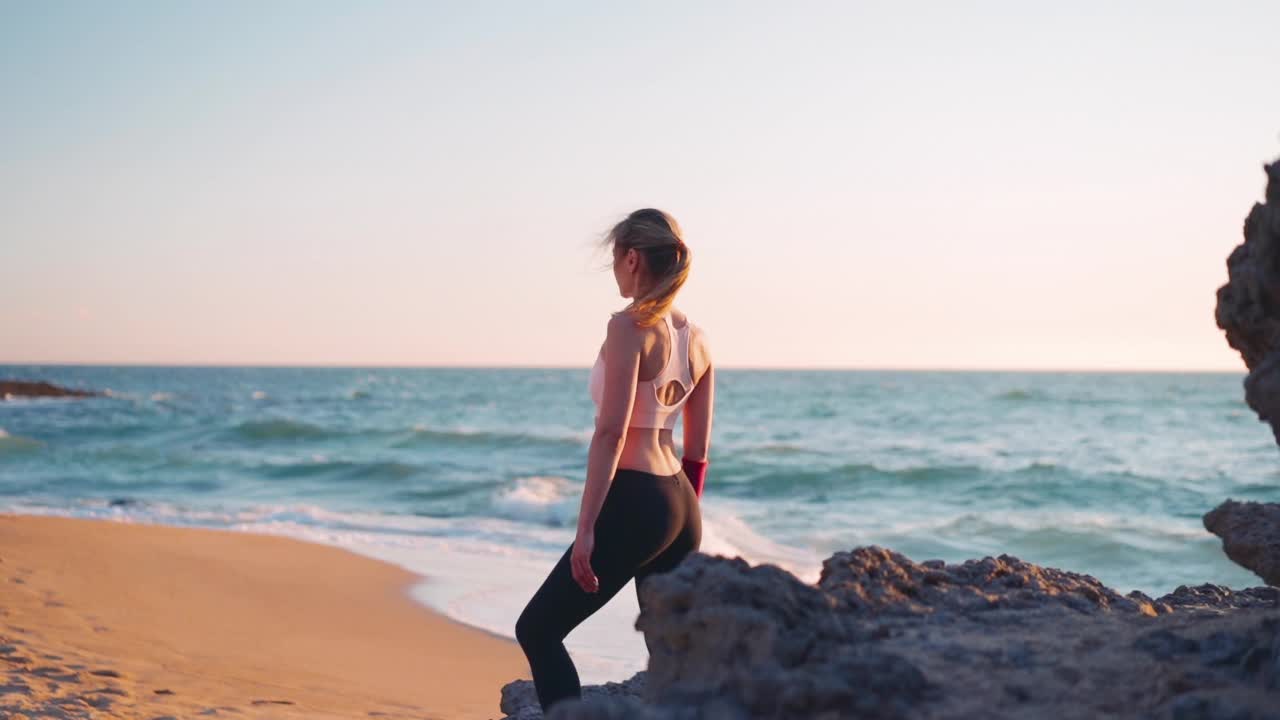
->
[515, 467, 702, 712]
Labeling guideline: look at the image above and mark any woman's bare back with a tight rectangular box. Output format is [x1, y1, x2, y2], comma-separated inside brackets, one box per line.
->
[604, 308, 712, 475]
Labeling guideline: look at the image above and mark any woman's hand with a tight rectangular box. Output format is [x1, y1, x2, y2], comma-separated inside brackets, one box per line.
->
[571, 530, 599, 593]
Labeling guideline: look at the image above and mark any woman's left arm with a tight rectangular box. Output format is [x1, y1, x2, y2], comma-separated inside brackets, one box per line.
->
[572, 313, 641, 593]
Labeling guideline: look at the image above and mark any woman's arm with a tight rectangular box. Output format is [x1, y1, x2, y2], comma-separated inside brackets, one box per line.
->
[682, 328, 715, 461]
[680, 329, 714, 496]
[572, 313, 641, 592]
[681, 364, 714, 461]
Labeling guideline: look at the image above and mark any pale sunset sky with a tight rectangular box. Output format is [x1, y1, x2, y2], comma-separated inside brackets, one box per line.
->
[3, 1, 1278, 370]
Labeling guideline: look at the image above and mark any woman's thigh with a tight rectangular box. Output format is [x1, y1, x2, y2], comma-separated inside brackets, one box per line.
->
[519, 472, 689, 638]
[517, 540, 635, 642]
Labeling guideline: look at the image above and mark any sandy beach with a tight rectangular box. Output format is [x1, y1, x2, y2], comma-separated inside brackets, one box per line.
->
[0, 514, 529, 719]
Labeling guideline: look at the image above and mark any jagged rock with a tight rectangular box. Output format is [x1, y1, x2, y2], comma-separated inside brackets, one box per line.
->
[1204, 500, 1280, 587]
[1215, 158, 1280, 443]
[501, 674, 649, 720]
[634, 552, 933, 719]
[817, 546, 1165, 617]
[0, 380, 98, 400]
[499, 549, 1280, 720]
[546, 695, 666, 720]
[1158, 582, 1280, 611]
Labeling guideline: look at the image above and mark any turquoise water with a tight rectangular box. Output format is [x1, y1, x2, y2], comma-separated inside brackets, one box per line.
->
[0, 365, 1273, 681]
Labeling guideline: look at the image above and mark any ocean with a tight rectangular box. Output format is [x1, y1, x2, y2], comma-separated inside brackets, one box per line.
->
[0, 365, 1272, 682]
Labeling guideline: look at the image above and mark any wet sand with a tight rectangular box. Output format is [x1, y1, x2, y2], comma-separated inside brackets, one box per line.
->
[0, 514, 529, 719]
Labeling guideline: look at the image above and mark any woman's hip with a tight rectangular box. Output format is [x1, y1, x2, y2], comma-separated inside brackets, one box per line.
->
[598, 468, 698, 528]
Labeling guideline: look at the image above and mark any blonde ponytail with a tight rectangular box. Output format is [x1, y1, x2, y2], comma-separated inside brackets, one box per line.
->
[600, 209, 691, 327]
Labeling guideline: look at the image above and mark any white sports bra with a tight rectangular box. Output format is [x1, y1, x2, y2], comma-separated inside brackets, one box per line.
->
[588, 312, 695, 431]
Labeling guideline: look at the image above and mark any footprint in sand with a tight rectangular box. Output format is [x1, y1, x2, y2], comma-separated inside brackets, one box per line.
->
[2, 653, 32, 668]
[91, 686, 129, 696]
[80, 693, 114, 709]
[30, 665, 79, 682]
[0, 680, 32, 695]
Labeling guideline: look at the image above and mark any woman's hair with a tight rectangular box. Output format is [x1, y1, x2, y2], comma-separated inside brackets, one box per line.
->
[601, 208, 690, 327]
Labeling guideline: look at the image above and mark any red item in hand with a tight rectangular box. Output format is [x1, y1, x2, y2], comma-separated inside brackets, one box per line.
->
[681, 457, 708, 498]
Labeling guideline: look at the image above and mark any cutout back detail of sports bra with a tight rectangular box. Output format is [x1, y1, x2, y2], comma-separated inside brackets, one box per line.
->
[588, 312, 695, 430]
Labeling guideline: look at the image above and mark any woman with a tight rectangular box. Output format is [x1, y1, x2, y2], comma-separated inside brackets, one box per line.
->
[514, 208, 715, 713]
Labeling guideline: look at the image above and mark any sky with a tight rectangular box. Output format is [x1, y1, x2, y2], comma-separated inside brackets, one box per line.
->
[2, 1, 1278, 370]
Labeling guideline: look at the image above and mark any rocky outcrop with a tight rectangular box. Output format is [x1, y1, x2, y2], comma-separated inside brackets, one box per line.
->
[816, 546, 1168, 616]
[0, 380, 98, 400]
[1215, 158, 1280, 443]
[500, 548, 1280, 720]
[501, 675, 648, 720]
[1205, 500, 1280, 588]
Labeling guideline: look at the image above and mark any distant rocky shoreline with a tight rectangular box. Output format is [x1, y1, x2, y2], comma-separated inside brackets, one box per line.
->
[0, 380, 99, 400]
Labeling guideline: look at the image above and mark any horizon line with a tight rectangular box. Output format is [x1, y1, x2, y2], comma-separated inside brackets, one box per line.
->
[0, 360, 1247, 374]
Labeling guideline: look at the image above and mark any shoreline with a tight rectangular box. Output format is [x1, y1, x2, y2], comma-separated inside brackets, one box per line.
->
[0, 513, 530, 719]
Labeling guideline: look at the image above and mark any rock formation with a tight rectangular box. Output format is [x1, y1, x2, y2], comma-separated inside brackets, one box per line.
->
[0, 380, 98, 400]
[501, 675, 647, 720]
[1206, 500, 1280, 588]
[499, 548, 1280, 720]
[1215, 158, 1280, 443]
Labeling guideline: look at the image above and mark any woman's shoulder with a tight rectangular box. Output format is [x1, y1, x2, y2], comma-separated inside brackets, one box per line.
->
[665, 307, 692, 329]
[606, 306, 705, 344]
[673, 309, 705, 340]
[604, 311, 646, 348]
